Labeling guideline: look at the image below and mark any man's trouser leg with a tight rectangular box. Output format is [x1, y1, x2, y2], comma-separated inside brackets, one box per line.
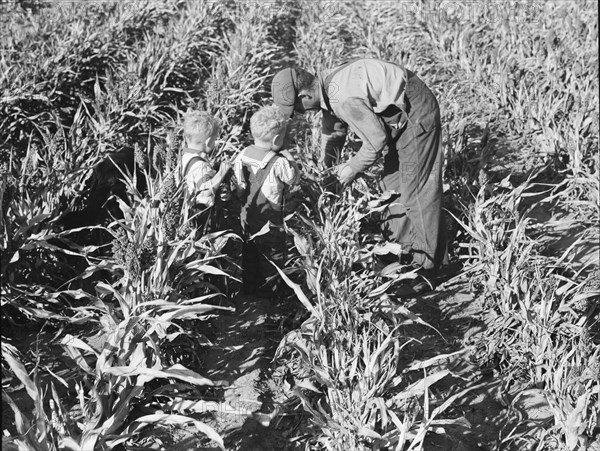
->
[381, 73, 447, 271]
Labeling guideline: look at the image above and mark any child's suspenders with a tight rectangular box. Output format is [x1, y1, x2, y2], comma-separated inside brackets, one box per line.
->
[241, 154, 281, 227]
[181, 154, 208, 224]
[242, 154, 280, 205]
[182, 155, 205, 180]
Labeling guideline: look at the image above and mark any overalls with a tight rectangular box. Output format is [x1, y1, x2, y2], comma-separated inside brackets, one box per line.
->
[239, 155, 286, 292]
[380, 70, 448, 270]
[181, 153, 213, 233]
[323, 65, 448, 271]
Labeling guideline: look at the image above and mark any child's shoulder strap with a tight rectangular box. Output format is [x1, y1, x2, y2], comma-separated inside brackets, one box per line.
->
[255, 152, 281, 189]
[241, 153, 282, 208]
[182, 155, 206, 179]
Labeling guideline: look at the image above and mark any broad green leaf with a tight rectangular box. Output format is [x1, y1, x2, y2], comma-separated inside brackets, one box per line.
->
[391, 370, 451, 398]
[59, 334, 98, 357]
[358, 426, 382, 440]
[2, 392, 31, 436]
[156, 304, 232, 323]
[3, 353, 39, 403]
[104, 364, 222, 386]
[61, 343, 94, 374]
[403, 348, 471, 372]
[295, 378, 321, 393]
[565, 393, 589, 450]
[272, 262, 321, 320]
[183, 262, 230, 277]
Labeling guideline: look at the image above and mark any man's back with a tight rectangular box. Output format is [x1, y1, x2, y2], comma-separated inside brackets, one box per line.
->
[322, 59, 409, 115]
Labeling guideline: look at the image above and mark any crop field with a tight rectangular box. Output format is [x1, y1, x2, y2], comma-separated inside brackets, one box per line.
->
[1, 0, 598, 450]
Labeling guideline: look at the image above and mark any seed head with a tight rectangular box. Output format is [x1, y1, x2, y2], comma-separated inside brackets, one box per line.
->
[165, 129, 181, 173]
[177, 223, 192, 239]
[153, 142, 166, 173]
[134, 143, 148, 170]
[590, 355, 600, 381]
[139, 234, 157, 271]
[111, 228, 128, 267]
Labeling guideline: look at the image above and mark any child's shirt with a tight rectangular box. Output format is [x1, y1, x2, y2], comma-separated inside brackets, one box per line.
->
[181, 149, 216, 207]
[233, 146, 299, 212]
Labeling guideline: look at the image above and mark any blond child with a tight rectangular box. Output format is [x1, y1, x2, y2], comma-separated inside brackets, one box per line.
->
[233, 105, 300, 296]
[181, 110, 231, 228]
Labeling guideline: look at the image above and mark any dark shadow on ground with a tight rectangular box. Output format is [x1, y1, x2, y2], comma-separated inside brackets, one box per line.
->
[195, 293, 301, 451]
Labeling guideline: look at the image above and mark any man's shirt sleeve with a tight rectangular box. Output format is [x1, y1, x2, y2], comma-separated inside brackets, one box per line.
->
[335, 97, 388, 173]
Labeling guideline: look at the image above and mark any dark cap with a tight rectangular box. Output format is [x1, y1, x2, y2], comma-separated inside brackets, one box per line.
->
[271, 68, 297, 118]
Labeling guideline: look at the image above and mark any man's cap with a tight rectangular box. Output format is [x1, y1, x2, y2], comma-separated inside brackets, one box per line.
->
[271, 68, 297, 118]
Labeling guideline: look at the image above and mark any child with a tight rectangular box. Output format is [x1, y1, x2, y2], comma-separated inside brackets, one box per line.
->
[181, 110, 231, 230]
[233, 105, 300, 296]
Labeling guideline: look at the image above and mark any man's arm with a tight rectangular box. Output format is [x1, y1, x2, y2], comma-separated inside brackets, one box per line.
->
[320, 110, 347, 168]
[332, 98, 389, 185]
[337, 97, 388, 175]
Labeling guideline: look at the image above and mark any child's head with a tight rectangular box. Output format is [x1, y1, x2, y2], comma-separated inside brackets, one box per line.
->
[250, 104, 288, 151]
[183, 110, 220, 152]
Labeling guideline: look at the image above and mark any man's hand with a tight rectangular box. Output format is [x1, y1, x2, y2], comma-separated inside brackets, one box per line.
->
[336, 163, 358, 185]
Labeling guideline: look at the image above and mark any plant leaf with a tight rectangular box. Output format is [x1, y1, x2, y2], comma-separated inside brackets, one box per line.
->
[272, 262, 321, 321]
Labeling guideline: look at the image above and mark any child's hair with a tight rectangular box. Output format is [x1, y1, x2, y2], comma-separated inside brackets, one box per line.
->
[250, 104, 288, 141]
[183, 110, 220, 144]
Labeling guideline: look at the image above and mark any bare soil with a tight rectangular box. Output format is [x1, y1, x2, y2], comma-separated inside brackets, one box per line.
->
[132, 293, 304, 451]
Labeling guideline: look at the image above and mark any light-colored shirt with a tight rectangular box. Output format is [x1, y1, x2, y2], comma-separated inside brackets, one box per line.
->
[319, 59, 409, 173]
[233, 147, 299, 210]
[181, 150, 216, 207]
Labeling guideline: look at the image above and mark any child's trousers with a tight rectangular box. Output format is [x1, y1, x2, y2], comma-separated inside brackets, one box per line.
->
[241, 209, 286, 293]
